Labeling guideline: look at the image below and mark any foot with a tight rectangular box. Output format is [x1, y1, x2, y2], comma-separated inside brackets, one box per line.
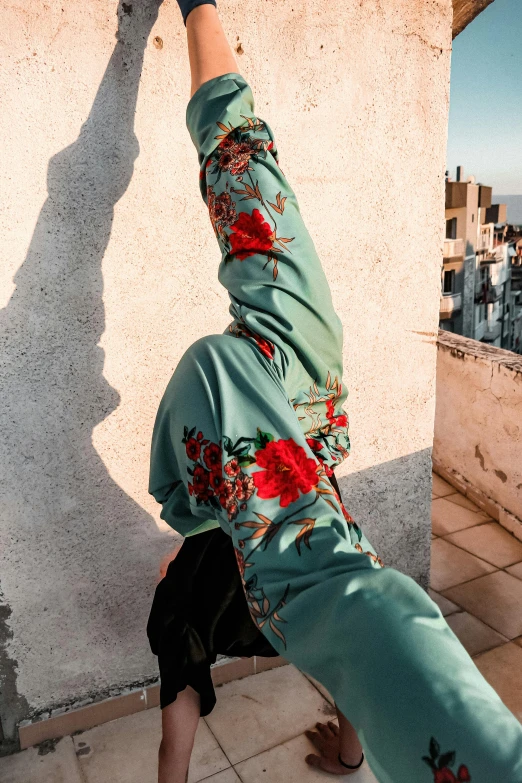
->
[305, 721, 363, 776]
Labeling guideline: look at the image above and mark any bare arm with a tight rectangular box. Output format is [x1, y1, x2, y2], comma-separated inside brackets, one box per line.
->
[186, 5, 238, 97]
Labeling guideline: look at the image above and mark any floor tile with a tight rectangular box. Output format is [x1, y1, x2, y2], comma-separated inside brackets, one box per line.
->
[445, 611, 507, 656]
[443, 571, 522, 639]
[506, 562, 522, 581]
[430, 538, 496, 592]
[428, 589, 460, 616]
[432, 474, 456, 498]
[235, 733, 378, 783]
[445, 523, 522, 568]
[431, 498, 489, 536]
[74, 707, 229, 783]
[445, 493, 483, 513]
[204, 665, 331, 765]
[474, 643, 522, 721]
[198, 770, 242, 783]
[0, 737, 82, 783]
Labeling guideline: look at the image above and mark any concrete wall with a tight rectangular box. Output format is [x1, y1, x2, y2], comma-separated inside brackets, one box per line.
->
[434, 332, 522, 525]
[0, 0, 452, 742]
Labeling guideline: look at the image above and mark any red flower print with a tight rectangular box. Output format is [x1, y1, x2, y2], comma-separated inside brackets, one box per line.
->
[209, 471, 225, 493]
[224, 458, 241, 477]
[227, 500, 239, 521]
[217, 151, 235, 171]
[185, 437, 201, 461]
[253, 332, 275, 360]
[423, 737, 470, 783]
[306, 438, 323, 453]
[213, 191, 236, 225]
[253, 438, 320, 507]
[232, 141, 255, 159]
[434, 771, 457, 783]
[219, 479, 235, 508]
[203, 442, 222, 473]
[192, 465, 210, 496]
[235, 548, 246, 578]
[219, 136, 235, 150]
[229, 210, 274, 261]
[234, 473, 255, 502]
[326, 399, 335, 420]
[230, 158, 250, 176]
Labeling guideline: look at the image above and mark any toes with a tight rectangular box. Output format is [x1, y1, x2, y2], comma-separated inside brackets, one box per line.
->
[305, 753, 321, 768]
[316, 721, 333, 738]
[328, 720, 340, 736]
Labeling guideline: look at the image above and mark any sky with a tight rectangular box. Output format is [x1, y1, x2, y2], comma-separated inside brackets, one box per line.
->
[447, 0, 522, 196]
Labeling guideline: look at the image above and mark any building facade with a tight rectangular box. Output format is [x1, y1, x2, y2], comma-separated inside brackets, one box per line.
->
[440, 167, 519, 351]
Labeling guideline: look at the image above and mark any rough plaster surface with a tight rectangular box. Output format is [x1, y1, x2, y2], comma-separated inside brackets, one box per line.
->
[0, 0, 452, 736]
[434, 331, 522, 521]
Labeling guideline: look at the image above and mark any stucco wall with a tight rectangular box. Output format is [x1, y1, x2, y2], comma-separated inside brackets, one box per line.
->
[434, 331, 522, 523]
[0, 0, 452, 740]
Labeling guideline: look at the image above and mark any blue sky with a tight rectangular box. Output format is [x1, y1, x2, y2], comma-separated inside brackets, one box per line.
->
[447, 0, 522, 195]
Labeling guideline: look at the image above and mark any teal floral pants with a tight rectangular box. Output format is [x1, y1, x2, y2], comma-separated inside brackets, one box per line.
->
[149, 74, 522, 782]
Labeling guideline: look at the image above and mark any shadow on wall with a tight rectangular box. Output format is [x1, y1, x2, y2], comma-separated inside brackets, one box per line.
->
[339, 448, 433, 590]
[0, 1, 172, 744]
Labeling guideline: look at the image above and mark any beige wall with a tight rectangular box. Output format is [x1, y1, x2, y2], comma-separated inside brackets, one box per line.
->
[434, 332, 522, 524]
[0, 0, 452, 740]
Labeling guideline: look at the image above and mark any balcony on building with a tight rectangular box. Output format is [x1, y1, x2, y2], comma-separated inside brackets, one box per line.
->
[477, 225, 494, 253]
[475, 280, 502, 304]
[482, 321, 502, 342]
[443, 237, 465, 259]
[439, 292, 462, 318]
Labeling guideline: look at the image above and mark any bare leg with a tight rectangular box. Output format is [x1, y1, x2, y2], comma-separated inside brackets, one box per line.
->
[158, 686, 201, 783]
[305, 706, 363, 776]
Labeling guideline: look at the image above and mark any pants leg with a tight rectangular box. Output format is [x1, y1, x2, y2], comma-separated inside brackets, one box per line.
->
[153, 332, 522, 783]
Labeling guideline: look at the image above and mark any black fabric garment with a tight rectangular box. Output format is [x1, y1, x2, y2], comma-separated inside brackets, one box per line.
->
[147, 474, 342, 716]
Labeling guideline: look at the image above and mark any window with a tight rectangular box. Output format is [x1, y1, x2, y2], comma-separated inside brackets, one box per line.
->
[443, 270, 455, 294]
[445, 218, 457, 239]
[472, 214, 475, 223]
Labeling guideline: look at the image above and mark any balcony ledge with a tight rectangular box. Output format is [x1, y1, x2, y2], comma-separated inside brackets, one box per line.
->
[434, 331, 522, 540]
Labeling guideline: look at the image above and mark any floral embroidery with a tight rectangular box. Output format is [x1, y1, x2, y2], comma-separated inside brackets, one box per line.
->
[182, 427, 256, 522]
[207, 185, 237, 239]
[293, 371, 350, 473]
[229, 209, 274, 260]
[253, 438, 320, 508]
[423, 738, 471, 782]
[242, 571, 290, 648]
[354, 543, 384, 568]
[203, 117, 294, 280]
[228, 319, 275, 361]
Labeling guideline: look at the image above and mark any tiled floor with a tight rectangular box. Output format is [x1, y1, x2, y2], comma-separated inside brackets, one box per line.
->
[3, 473, 522, 783]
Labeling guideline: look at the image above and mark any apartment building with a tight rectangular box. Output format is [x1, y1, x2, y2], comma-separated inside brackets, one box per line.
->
[440, 166, 514, 350]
